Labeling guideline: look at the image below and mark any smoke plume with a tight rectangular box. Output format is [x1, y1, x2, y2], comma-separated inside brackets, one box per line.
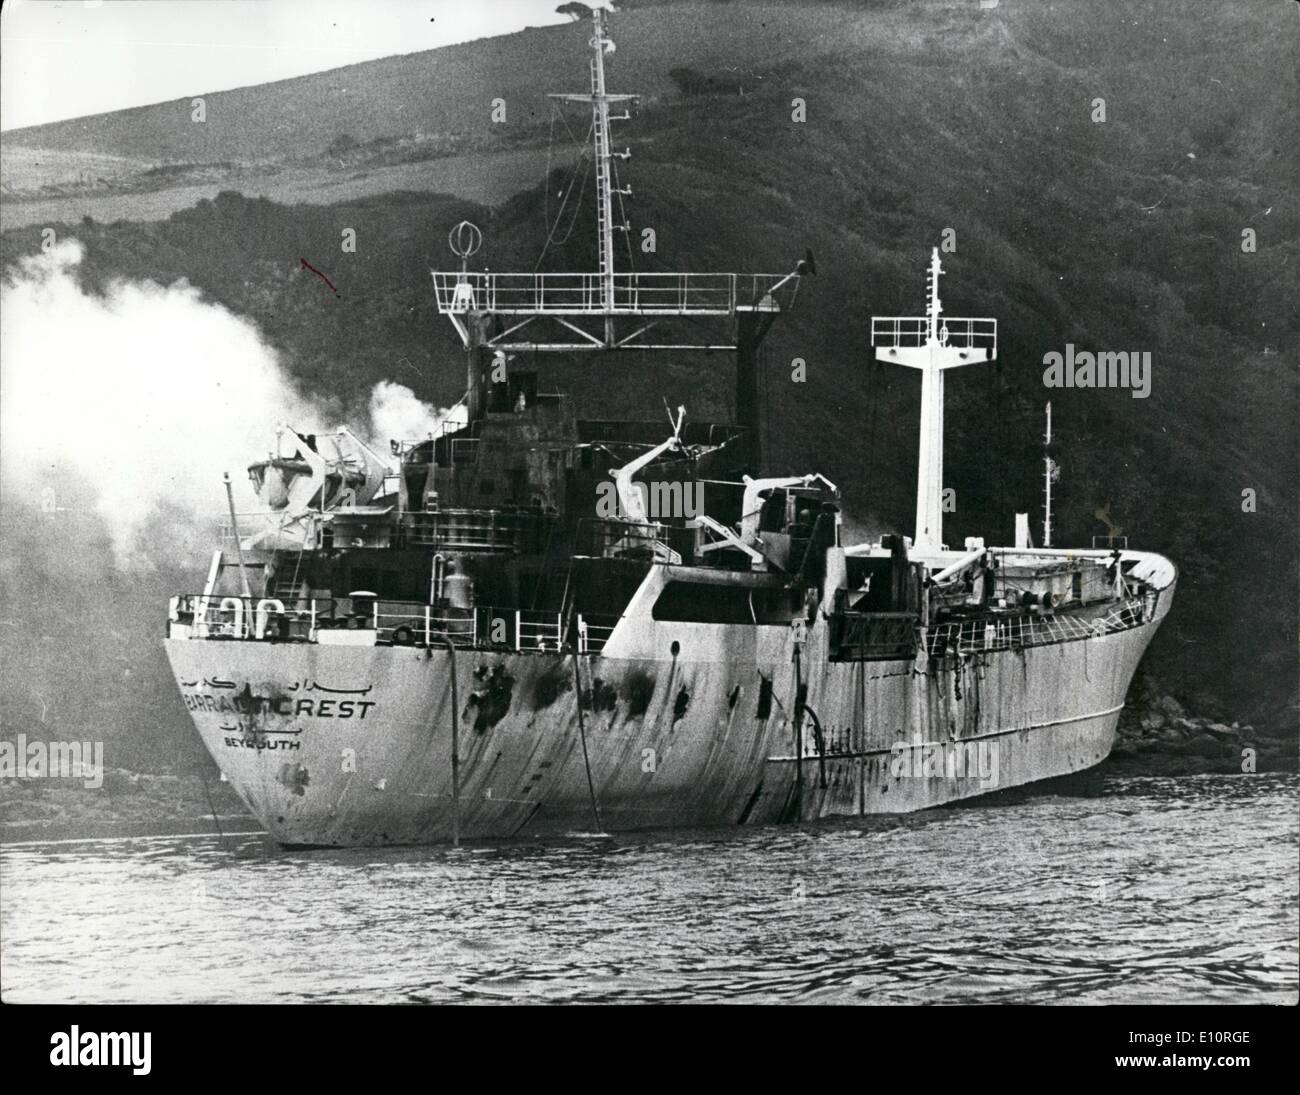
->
[368, 380, 467, 447]
[0, 239, 452, 567]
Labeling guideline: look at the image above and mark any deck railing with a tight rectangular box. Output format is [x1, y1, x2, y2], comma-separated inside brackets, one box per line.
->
[925, 596, 1151, 657]
[432, 271, 793, 317]
[574, 613, 620, 655]
[169, 589, 1155, 658]
[577, 518, 698, 565]
[870, 316, 998, 356]
[398, 508, 555, 552]
[170, 595, 583, 653]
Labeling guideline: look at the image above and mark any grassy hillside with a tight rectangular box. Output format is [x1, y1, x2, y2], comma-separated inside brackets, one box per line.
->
[1, 0, 1296, 771]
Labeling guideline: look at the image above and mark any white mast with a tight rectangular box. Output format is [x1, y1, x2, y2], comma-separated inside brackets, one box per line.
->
[872, 247, 997, 551]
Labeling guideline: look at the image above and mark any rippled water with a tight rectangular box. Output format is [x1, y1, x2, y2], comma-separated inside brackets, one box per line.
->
[2, 773, 1295, 1004]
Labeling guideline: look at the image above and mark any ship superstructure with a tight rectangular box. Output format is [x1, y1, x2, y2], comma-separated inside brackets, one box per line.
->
[164, 8, 1175, 847]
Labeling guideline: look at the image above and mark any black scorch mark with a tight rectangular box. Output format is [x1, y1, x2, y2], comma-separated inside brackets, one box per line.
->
[620, 670, 655, 718]
[469, 664, 514, 733]
[276, 762, 310, 797]
[532, 664, 571, 710]
[580, 677, 618, 714]
[672, 686, 690, 724]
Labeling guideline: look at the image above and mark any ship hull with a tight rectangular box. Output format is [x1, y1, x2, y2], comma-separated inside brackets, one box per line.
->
[164, 584, 1172, 846]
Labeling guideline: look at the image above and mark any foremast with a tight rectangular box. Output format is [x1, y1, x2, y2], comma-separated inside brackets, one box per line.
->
[871, 249, 997, 551]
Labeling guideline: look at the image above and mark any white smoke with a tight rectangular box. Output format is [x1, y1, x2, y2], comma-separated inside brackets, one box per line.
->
[368, 380, 467, 449]
[0, 240, 453, 567]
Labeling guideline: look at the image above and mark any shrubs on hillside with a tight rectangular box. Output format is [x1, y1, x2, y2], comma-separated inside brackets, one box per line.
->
[669, 66, 744, 97]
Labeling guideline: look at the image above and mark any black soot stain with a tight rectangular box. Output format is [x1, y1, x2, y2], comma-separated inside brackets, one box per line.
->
[276, 762, 310, 797]
[469, 664, 515, 733]
[581, 677, 618, 714]
[533, 664, 571, 710]
[620, 670, 655, 718]
[672, 686, 690, 724]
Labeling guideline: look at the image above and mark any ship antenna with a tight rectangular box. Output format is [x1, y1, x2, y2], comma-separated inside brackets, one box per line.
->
[926, 247, 944, 345]
[590, 7, 627, 329]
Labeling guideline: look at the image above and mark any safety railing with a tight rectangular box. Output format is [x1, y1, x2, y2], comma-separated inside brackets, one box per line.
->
[170, 594, 602, 654]
[925, 596, 1149, 657]
[577, 518, 697, 565]
[169, 594, 314, 642]
[373, 605, 474, 647]
[871, 316, 998, 357]
[828, 611, 918, 661]
[573, 613, 620, 654]
[217, 511, 319, 550]
[432, 271, 795, 317]
[398, 508, 555, 553]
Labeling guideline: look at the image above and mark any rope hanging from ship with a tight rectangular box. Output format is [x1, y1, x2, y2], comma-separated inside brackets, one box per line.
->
[570, 650, 605, 833]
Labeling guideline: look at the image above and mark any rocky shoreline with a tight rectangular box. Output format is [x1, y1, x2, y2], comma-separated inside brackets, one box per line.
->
[1, 697, 1293, 844]
[1110, 692, 1296, 777]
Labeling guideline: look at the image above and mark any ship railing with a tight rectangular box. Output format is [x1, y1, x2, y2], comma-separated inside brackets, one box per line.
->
[573, 612, 621, 655]
[829, 611, 918, 661]
[577, 518, 696, 565]
[216, 510, 312, 548]
[399, 507, 554, 552]
[1091, 534, 1129, 549]
[168, 594, 314, 642]
[392, 424, 469, 462]
[433, 271, 796, 317]
[516, 610, 566, 652]
[372, 604, 567, 651]
[372, 604, 474, 648]
[870, 316, 998, 355]
[925, 596, 1149, 656]
[170, 592, 627, 656]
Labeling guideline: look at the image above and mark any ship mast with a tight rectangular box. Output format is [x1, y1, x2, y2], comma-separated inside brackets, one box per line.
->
[872, 247, 997, 551]
[552, 7, 633, 339]
[429, 5, 811, 471]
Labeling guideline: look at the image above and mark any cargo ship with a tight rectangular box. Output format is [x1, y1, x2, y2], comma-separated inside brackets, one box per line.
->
[164, 8, 1175, 847]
